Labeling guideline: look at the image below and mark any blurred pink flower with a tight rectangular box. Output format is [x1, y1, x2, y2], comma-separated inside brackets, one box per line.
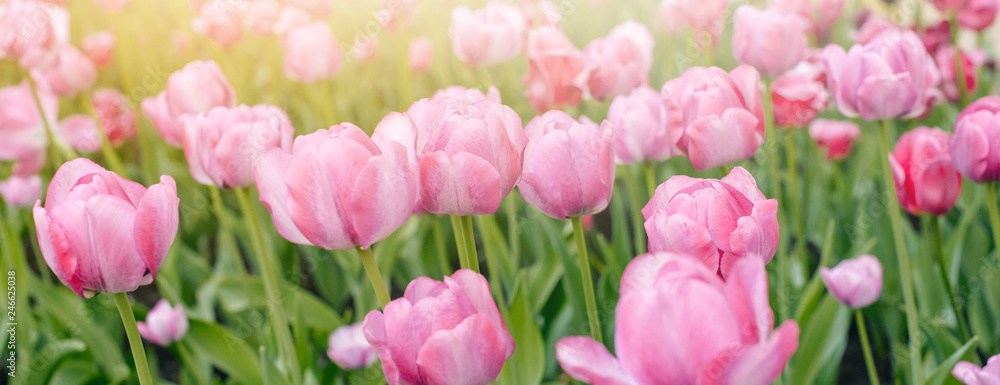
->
[0, 174, 42, 208]
[953, 354, 1000, 385]
[282, 22, 343, 83]
[165, 60, 237, 118]
[0, 0, 63, 66]
[408, 37, 434, 72]
[606, 86, 681, 164]
[94, 0, 129, 11]
[951, 96, 1000, 183]
[0, 82, 56, 171]
[327, 323, 377, 369]
[772, 61, 828, 128]
[917, 21, 951, 54]
[522, 0, 561, 27]
[56, 115, 102, 153]
[852, 15, 899, 44]
[809, 119, 860, 160]
[771, 0, 847, 42]
[286, 0, 332, 18]
[583, 21, 653, 100]
[733, 5, 810, 77]
[524, 26, 588, 112]
[82, 31, 115, 67]
[245, 0, 280, 36]
[656, 0, 727, 45]
[890, 127, 962, 215]
[30, 45, 97, 97]
[935, 46, 984, 103]
[351, 36, 379, 63]
[92, 88, 137, 146]
[274, 7, 312, 36]
[450, 2, 527, 67]
[958, 0, 999, 30]
[192, 0, 244, 48]
[137, 299, 189, 346]
[820, 255, 883, 308]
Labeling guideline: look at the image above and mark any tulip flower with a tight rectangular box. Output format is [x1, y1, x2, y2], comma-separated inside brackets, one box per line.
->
[0, 174, 42, 208]
[953, 354, 1000, 384]
[34, 158, 179, 298]
[524, 26, 588, 112]
[92, 88, 137, 146]
[0, 82, 57, 174]
[918, 21, 952, 54]
[732, 6, 810, 78]
[82, 31, 115, 67]
[408, 37, 434, 72]
[327, 323, 377, 370]
[0, 0, 64, 67]
[643, 167, 779, 278]
[935, 46, 984, 103]
[363, 270, 515, 385]
[820, 255, 883, 308]
[351, 36, 379, 63]
[823, 29, 941, 121]
[661, 65, 765, 170]
[889, 127, 962, 215]
[770, 0, 847, 42]
[583, 21, 653, 100]
[772, 61, 829, 128]
[449, 2, 527, 67]
[607, 86, 681, 164]
[56, 115, 102, 153]
[192, 0, 244, 48]
[809, 119, 861, 160]
[951, 97, 1000, 183]
[137, 299, 189, 346]
[557, 254, 799, 385]
[852, 15, 899, 44]
[522, 0, 561, 26]
[274, 7, 312, 36]
[31, 45, 97, 97]
[656, 0, 727, 45]
[958, 0, 999, 30]
[282, 22, 344, 83]
[144, 60, 236, 147]
[140, 94, 184, 147]
[245, 0, 280, 36]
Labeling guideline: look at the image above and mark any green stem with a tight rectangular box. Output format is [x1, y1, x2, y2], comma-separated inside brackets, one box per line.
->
[878, 120, 921, 382]
[644, 162, 657, 197]
[357, 246, 391, 308]
[987, 184, 1000, 263]
[234, 188, 301, 385]
[26, 75, 76, 163]
[176, 342, 209, 385]
[855, 309, 881, 385]
[951, 13, 969, 108]
[209, 186, 246, 275]
[505, 195, 520, 261]
[112, 292, 154, 385]
[785, 129, 808, 263]
[461, 215, 480, 273]
[928, 215, 971, 341]
[764, 78, 789, 322]
[450, 215, 469, 270]
[432, 216, 451, 274]
[624, 164, 647, 255]
[571, 216, 603, 344]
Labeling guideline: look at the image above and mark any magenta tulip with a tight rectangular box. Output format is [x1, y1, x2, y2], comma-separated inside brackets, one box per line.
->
[953, 354, 1000, 385]
[327, 322, 377, 370]
[890, 127, 962, 215]
[34, 158, 179, 298]
[952, 97, 1000, 183]
[558, 253, 799, 385]
[282, 22, 344, 83]
[809, 119, 861, 161]
[524, 26, 588, 112]
[183, 105, 295, 189]
[82, 31, 115, 67]
[363, 269, 515, 385]
[0, 82, 57, 173]
[253, 123, 418, 249]
[518, 111, 615, 219]
[0, 174, 42, 208]
[661, 65, 765, 170]
[31, 44, 97, 97]
[820, 255, 883, 308]
[643, 167, 779, 278]
[449, 2, 527, 67]
[192, 0, 243, 48]
[92, 88, 137, 146]
[137, 299, 189, 346]
[583, 21, 653, 100]
[409, 37, 434, 72]
[772, 61, 829, 128]
[607, 86, 681, 164]
[732, 6, 810, 77]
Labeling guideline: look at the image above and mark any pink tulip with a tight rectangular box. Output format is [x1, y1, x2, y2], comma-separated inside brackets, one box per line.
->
[656, 0, 727, 45]
[771, 0, 847, 42]
[253, 123, 417, 249]
[643, 167, 779, 278]
[918, 21, 952, 54]
[286, 0, 332, 18]
[607, 86, 681, 164]
[932, 0, 972, 12]
[351, 36, 379, 63]
[890, 127, 962, 215]
[558, 254, 799, 385]
[809, 119, 861, 161]
[94, 0, 129, 11]
[273, 7, 312, 36]
[522, 0, 561, 26]
[165, 60, 237, 118]
[0, 174, 42, 208]
[732, 6, 810, 78]
[431, 85, 502, 105]
[661, 65, 765, 170]
[409, 37, 433, 72]
[851, 15, 899, 44]
[952, 97, 1000, 183]
[379, 0, 419, 32]
[0, 82, 57, 170]
[820, 255, 883, 308]
[141, 94, 183, 147]
[192, 0, 244, 48]
[56, 115, 102, 153]
[81, 31, 115, 67]
[935, 46, 984, 103]
[0, 0, 61, 66]
[363, 269, 515, 385]
[34, 158, 179, 298]
[823, 29, 941, 121]
[245, 0, 280, 36]
[958, 0, 999, 30]
[183, 105, 294, 189]
[524, 26, 588, 112]
[953, 354, 1000, 385]
[583, 22, 653, 100]
[327, 322, 377, 370]
[137, 299, 189, 346]
[282, 22, 343, 83]
[518, 111, 615, 219]
[92, 88, 137, 146]
[30, 45, 97, 97]
[450, 2, 527, 67]
[772, 61, 829, 128]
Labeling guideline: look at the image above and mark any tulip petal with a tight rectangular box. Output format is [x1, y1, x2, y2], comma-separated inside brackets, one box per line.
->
[856, 72, 919, 120]
[34, 203, 83, 296]
[445, 270, 507, 336]
[556, 336, 635, 385]
[362, 310, 401, 385]
[723, 257, 773, 344]
[620, 252, 673, 298]
[285, 142, 355, 250]
[419, 151, 503, 215]
[704, 322, 799, 385]
[645, 212, 721, 273]
[726, 199, 779, 274]
[44, 158, 105, 206]
[719, 166, 766, 203]
[349, 145, 416, 248]
[416, 314, 511, 385]
[134, 175, 179, 279]
[685, 109, 759, 171]
[84, 195, 146, 293]
[254, 149, 311, 245]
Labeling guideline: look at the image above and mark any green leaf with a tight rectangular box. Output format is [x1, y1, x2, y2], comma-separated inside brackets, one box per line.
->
[21, 339, 87, 385]
[497, 272, 545, 385]
[261, 346, 292, 385]
[47, 358, 101, 385]
[184, 318, 263, 385]
[789, 295, 852, 385]
[216, 276, 344, 335]
[923, 336, 979, 385]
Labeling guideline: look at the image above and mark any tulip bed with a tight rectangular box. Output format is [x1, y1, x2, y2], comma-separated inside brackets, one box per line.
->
[3, 0, 1000, 384]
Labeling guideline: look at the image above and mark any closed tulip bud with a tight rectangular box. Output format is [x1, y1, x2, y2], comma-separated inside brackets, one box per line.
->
[952, 97, 1000, 183]
[525, 26, 588, 112]
[327, 323, 377, 370]
[137, 299, 189, 346]
[0, 82, 56, 165]
[558, 254, 799, 385]
[809, 119, 861, 160]
[772, 61, 829, 128]
[282, 22, 343, 83]
[56, 115, 102, 153]
[952, 354, 1000, 385]
[0, 174, 42, 208]
[643, 167, 779, 278]
[958, 0, 999, 30]
[518, 111, 615, 219]
[245, 0, 280, 36]
[823, 30, 941, 121]
[607, 86, 682, 164]
[583, 21, 653, 100]
[94, 0, 130, 11]
[661, 65, 765, 170]
[732, 6, 810, 77]
[81, 31, 115, 67]
[890, 127, 962, 215]
[363, 270, 515, 385]
[192, 0, 244, 48]
[450, 2, 527, 67]
[165, 60, 237, 117]
[254, 123, 417, 249]
[92, 88, 137, 146]
[34, 158, 179, 298]
[31, 45, 97, 97]
[820, 255, 883, 308]
[935, 46, 984, 103]
[408, 37, 433, 72]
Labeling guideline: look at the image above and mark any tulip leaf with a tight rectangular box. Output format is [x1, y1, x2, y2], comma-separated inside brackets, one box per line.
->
[216, 276, 344, 335]
[21, 339, 87, 385]
[789, 295, 851, 385]
[184, 318, 263, 385]
[497, 271, 545, 385]
[48, 358, 101, 385]
[261, 346, 292, 385]
[923, 336, 979, 385]
[794, 219, 836, 325]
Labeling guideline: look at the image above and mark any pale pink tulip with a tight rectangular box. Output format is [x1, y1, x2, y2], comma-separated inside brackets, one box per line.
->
[450, 2, 527, 67]
[183, 105, 295, 189]
[524, 26, 588, 112]
[253, 123, 417, 249]
[82, 31, 115, 67]
[0, 174, 42, 208]
[953, 354, 1000, 385]
[327, 323, 377, 370]
[0, 82, 56, 170]
[245, 0, 280, 36]
[584, 22, 653, 100]
[273, 7, 312, 36]
[820, 255, 883, 308]
[606, 86, 681, 164]
[0, 0, 61, 66]
[34, 158, 179, 298]
[165, 60, 237, 118]
[809, 119, 860, 160]
[772, 61, 828, 128]
[408, 37, 433, 72]
[282, 22, 343, 83]
[137, 299, 189, 346]
[952, 97, 1000, 183]
[733, 6, 810, 77]
[661, 65, 765, 170]
[771, 0, 847, 42]
[94, 0, 129, 11]
[31, 45, 97, 97]
[171, 31, 190, 54]
[935, 46, 984, 103]
[522, 0, 561, 26]
[363, 270, 515, 385]
[56, 115, 102, 153]
[851, 15, 899, 44]
[379, 0, 419, 32]
[558, 254, 799, 385]
[351, 36, 379, 63]
[518, 111, 615, 219]
[192, 0, 244, 48]
[656, 0, 727, 45]
[92, 88, 137, 146]
[643, 167, 779, 278]
[958, 0, 999, 30]
[286, 0, 332, 18]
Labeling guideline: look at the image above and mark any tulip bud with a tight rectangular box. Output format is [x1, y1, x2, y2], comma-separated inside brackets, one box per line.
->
[282, 22, 344, 83]
[450, 2, 527, 67]
[408, 37, 433, 72]
[952, 96, 1000, 183]
[0, 174, 42, 208]
[732, 5, 810, 77]
[889, 127, 962, 215]
[137, 299, 189, 346]
[808, 119, 860, 161]
[820, 255, 883, 308]
[607, 86, 681, 164]
[82, 31, 115, 67]
[327, 323, 377, 370]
